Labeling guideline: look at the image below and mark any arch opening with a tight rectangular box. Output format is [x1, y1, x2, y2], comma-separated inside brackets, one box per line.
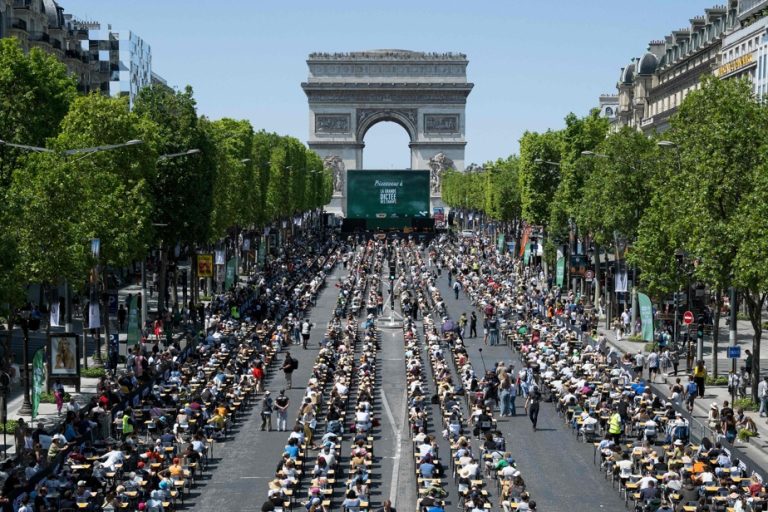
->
[361, 120, 412, 170]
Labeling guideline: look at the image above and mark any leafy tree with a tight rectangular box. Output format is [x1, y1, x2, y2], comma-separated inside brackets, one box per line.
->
[0, 38, 76, 181]
[518, 130, 562, 226]
[204, 118, 256, 238]
[667, 76, 768, 387]
[252, 130, 280, 226]
[0, 38, 76, 317]
[133, 85, 215, 247]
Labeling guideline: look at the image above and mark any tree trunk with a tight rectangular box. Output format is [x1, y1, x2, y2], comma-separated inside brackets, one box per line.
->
[744, 290, 767, 403]
[712, 289, 722, 377]
[191, 251, 198, 307]
[593, 243, 602, 312]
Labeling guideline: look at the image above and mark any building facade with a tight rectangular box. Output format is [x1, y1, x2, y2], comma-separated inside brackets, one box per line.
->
[2, 0, 155, 104]
[614, 1, 739, 134]
[597, 94, 618, 124]
[80, 23, 152, 105]
[717, 1, 768, 97]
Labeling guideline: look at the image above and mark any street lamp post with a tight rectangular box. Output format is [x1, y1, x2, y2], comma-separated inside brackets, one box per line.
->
[17, 307, 32, 416]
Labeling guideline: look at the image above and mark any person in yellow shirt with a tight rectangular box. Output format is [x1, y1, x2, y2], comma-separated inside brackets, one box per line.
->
[207, 411, 225, 434]
[693, 361, 707, 398]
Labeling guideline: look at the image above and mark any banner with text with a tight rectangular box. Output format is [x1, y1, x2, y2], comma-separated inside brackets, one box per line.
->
[346, 170, 430, 229]
[639, 292, 654, 342]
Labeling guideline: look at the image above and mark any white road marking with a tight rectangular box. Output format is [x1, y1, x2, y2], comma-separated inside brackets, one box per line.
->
[382, 330, 404, 507]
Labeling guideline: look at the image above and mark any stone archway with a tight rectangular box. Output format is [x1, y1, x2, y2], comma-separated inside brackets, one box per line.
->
[302, 50, 473, 215]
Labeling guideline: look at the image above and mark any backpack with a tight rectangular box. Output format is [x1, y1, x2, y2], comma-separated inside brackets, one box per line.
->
[292, 359, 299, 370]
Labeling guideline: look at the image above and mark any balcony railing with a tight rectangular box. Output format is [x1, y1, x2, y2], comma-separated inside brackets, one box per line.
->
[64, 50, 88, 63]
[27, 31, 50, 43]
[11, 19, 27, 31]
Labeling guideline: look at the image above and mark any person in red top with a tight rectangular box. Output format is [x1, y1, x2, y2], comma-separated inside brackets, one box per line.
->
[252, 362, 265, 393]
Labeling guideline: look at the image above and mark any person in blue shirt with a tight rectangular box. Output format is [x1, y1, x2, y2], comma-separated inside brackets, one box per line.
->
[419, 459, 436, 479]
[284, 438, 300, 460]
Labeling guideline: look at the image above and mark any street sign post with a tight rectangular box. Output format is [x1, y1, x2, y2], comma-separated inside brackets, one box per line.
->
[683, 311, 694, 325]
[727, 346, 741, 359]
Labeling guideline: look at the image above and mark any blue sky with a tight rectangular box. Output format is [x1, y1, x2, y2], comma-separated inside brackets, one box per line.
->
[65, 0, 713, 168]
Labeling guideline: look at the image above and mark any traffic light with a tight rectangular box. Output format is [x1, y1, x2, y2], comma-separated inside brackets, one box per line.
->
[697, 324, 704, 339]
[389, 261, 396, 281]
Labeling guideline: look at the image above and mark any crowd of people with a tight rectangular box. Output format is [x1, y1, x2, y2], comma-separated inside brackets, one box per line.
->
[418, 232, 768, 512]
[397, 243, 533, 512]
[263, 239, 386, 512]
[0, 234, 339, 512]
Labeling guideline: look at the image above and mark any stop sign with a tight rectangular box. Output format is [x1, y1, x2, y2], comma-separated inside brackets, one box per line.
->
[683, 310, 694, 325]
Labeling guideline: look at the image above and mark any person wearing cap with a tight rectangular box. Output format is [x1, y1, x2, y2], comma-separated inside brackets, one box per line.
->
[75, 480, 93, 505]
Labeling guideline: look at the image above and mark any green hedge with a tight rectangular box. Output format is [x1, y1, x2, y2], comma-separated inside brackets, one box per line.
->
[738, 428, 758, 441]
[39, 391, 70, 404]
[734, 398, 760, 412]
[0, 420, 19, 434]
[81, 367, 106, 378]
[705, 376, 729, 386]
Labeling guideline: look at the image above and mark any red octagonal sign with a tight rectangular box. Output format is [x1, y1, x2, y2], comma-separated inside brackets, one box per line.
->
[683, 311, 694, 325]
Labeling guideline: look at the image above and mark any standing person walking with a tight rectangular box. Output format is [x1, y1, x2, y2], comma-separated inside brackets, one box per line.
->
[469, 311, 477, 339]
[499, 375, 512, 416]
[525, 384, 542, 431]
[275, 390, 290, 431]
[301, 318, 313, 350]
[453, 280, 461, 300]
[684, 376, 698, 414]
[251, 361, 264, 393]
[758, 376, 768, 417]
[260, 391, 273, 431]
[282, 352, 296, 390]
[118, 304, 127, 332]
[693, 360, 707, 398]
[647, 349, 660, 383]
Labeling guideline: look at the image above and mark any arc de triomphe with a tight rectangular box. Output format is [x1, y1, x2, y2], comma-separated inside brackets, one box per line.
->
[301, 50, 473, 215]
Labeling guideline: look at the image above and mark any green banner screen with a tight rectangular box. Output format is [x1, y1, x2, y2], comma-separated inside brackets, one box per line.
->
[346, 170, 430, 229]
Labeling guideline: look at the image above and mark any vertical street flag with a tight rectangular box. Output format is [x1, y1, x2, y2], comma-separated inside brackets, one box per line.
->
[556, 257, 566, 287]
[639, 293, 654, 342]
[31, 348, 44, 419]
[519, 226, 531, 258]
[126, 295, 139, 346]
[50, 302, 60, 328]
[523, 243, 531, 265]
[615, 271, 628, 293]
[497, 234, 505, 253]
[88, 302, 101, 329]
[258, 238, 266, 266]
[225, 258, 237, 289]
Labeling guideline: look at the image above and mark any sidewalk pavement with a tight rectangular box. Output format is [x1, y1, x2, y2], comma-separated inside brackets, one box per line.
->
[598, 325, 768, 474]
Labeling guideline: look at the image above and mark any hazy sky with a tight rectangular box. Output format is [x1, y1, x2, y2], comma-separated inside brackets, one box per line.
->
[65, 0, 713, 168]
